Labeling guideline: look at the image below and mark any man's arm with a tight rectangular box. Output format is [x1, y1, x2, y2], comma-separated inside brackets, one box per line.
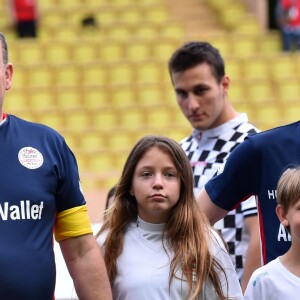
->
[241, 215, 261, 293]
[60, 234, 112, 300]
[196, 188, 229, 225]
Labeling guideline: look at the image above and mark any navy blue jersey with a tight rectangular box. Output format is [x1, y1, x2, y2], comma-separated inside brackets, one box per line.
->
[0, 115, 86, 300]
[205, 121, 300, 265]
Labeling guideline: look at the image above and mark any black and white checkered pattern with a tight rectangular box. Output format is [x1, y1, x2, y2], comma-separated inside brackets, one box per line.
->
[180, 114, 259, 281]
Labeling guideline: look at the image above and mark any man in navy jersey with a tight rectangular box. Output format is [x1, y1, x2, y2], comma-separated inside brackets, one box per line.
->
[197, 121, 300, 266]
[168, 41, 261, 291]
[0, 32, 112, 299]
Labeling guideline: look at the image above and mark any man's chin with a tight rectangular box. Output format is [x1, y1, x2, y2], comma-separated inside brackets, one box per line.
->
[191, 121, 209, 130]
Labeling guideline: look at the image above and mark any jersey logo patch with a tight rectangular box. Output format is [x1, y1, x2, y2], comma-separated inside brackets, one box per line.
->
[18, 147, 44, 169]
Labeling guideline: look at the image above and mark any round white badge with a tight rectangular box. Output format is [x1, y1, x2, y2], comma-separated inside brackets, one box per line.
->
[18, 147, 44, 169]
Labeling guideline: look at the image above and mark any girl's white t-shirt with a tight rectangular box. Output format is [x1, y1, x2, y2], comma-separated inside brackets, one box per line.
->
[98, 218, 243, 300]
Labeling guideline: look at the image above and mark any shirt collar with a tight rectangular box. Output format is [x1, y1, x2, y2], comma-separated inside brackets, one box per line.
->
[192, 113, 248, 142]
[0, 113, 7, 126]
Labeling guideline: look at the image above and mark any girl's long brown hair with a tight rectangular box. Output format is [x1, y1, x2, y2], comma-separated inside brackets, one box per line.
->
[97, 135, 228, 300]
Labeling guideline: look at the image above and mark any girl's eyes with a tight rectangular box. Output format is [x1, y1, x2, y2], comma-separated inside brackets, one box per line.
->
[165, 171, 176, 177]
[140, 171, 177, 178]
[141, 172, 151, 177]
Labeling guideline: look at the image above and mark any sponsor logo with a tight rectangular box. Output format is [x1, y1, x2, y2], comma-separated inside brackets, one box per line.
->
[0, 200, 44, 221]
[18, 147, 44, 169]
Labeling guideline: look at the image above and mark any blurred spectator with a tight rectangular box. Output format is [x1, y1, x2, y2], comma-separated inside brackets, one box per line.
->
[8, 0, 39, 38]
[276, 0, 300, 51]
[105, 185, 116, 210]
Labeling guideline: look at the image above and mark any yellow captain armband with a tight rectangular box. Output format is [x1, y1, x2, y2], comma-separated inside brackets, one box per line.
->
[55, 204, 93, 242]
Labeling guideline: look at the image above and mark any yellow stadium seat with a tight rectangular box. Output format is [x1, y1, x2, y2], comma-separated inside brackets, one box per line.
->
[98, 41, 125, 62]
[162, 126, 190, 142]
[246, 79, 275, 105]
[269, 54, 297, 80]
[120, 8, 143, 24]
[92, 109, 118, 129]
[163, 83, 176, 105]
[283, 103, 300, 123]
[73, 43, 98, 63]
[46, 42, 72, 64]
[83, 86, 111, 109]
[42, 9, 64, 27]
[145, 104, 173, 128]
[29, 88, 57, 111]
[16, 41, 46, 64]
[111, 85, 137, 107]
[259, 33, 281, 54]
[135, 61, 164, 84]
[80, 130, 107, 152]
[54, 64, 81, 87]
[232, 35, 258, 58]
[27, 64, 54, 88]
[86, 152, 115, 173]
[234, 16, 261, 35]
[145, 5, 168, 23]
[277, 78, 300, 103]
[37, 111, 64, 131]
[159, 21, 184, 39]
[106, 25, 132, 41]
[55, 87, 83, 110]
[136, 83, 164, 105]
[5, 88, 29, 112]
[119, 106, 146, 128]
[107, 129, 137, 151]
[82, 63, 108, 87]
[255, 106, 282, 129]
[134, 24, 158, 40]
[153, 40, 179, 60]
[126, 40, 151, 61]
[228, 80, 246, 105]
[11, 65, 28, 89]
[208, 34, 232, 57]
[61, 130, 81, 150]
[55, 24, 78, 40]
[226, 57, 243, 81]
[243, 56, 270, 81]
[64, 110, 91, 131]
[109, 62, 134, 85]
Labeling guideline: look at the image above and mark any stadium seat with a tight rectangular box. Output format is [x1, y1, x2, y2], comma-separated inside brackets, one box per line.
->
[243, 56, 270, 81]
[119, 105, 146, 128]
[82, 86, 111, 109]
[27, 64, 54, 88]
[109, 62, 134, 85]
[111, 85, 138, 107]
[54, 64, 81, 87]
[269, 54, 297, 80]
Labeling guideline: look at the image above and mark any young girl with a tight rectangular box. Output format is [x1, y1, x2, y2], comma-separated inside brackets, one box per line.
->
[97, 135, 243, 300]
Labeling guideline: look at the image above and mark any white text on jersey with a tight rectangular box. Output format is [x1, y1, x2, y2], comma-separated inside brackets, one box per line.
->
[0, 201, 44, 221]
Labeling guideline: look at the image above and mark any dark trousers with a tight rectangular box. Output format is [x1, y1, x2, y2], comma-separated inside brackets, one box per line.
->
[16, 20, 37, 38]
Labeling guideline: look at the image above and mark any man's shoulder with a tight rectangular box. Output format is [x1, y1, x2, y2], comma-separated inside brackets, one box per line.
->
[247, 121, 300, 144]
[179, 135, 194, 149]
[235, 121, 260, 134]
[9, 114, 64, 140]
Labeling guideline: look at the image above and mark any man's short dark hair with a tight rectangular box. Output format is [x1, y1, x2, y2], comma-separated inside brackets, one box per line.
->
[168, 41, 225, 83]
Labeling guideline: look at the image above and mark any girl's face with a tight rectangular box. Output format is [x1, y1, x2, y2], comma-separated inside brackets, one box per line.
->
[131, 146, 181, 224]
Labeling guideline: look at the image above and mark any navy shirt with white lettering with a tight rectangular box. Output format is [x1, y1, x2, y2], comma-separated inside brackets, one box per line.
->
[205, 121, 300, 265]
[0, 115, 85, 300]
